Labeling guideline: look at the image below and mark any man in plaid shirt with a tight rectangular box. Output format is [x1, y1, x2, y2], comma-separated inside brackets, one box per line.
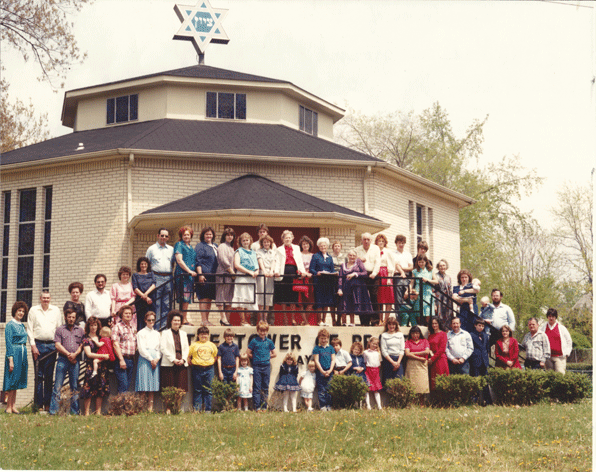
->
[112, 306, 137, 393]
[520, 318, 550, 370]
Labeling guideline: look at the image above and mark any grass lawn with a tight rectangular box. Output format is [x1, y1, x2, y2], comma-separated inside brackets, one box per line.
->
[1, 400, 591, 471]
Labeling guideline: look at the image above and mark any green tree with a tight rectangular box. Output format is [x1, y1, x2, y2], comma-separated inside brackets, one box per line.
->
[336, 104, 543, 289]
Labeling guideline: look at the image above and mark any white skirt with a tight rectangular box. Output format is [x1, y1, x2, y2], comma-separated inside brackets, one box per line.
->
[256, 276, 274, 307]
[231, 275, 259, 311]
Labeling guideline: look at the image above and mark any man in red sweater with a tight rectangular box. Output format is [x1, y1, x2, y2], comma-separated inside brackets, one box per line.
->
[539, 308, 572, 374]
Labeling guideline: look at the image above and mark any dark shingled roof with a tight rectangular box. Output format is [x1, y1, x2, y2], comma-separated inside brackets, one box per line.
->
[67, 65, 290, 93]
[142, 174, 381, 222]
[1, 119, 380, 166]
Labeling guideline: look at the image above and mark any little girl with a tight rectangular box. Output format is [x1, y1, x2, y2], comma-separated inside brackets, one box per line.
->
[274, 352, 300, 412]
[363, 337, 383, 410]
[312, 328, 335, 411]
[236, 353, 253, 411]
[298, 360, 317, 412]
[232, 232, 259, 326]
[91, 326, 115, 378]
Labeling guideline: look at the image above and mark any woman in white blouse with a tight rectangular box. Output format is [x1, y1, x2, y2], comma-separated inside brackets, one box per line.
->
[380, 317, 405, 385]
[135, 311, 161, 412]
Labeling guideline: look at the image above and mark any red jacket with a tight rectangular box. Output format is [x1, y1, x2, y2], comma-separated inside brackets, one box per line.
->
[495, 337, 521, 369]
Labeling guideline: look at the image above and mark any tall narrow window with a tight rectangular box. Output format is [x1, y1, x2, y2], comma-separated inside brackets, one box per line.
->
[299, 105, 318, 136]
[1, 191, 11, 322]
[17, 188, 36, 309]
[205, 92, 246, 119]
[416, 204, 423, 244]
[43, 187, 52, 290]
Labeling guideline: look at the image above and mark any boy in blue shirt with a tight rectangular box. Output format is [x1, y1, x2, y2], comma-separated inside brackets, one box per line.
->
[217, 328, 240, 383]
[247, 321, 277, 411]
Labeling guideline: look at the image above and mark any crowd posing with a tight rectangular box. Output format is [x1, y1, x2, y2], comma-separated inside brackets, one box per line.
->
[2, 224, 573, 413]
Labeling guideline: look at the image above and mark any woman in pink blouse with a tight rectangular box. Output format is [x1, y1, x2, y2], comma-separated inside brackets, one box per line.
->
[110, 266, 136, 326]
[405, 325, 430, 402]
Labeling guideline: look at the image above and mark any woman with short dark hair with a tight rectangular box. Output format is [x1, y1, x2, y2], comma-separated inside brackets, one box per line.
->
[3, 301, 29, 414]
[64, 282, 85, 327]
[215, 227, 236, 326]
[404, 325, 430, 401]
[174, 226, 197, 325]
[110, 266, 136, 326]
[160, 311, 190, 399]
[195, 226, 218, 326]
[132, 257, 156, 331]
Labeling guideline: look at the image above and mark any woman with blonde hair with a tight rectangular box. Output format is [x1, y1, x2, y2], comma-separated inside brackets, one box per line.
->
[274, 230, 306, 325]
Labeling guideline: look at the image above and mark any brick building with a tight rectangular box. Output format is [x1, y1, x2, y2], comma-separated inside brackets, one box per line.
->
[0, 64, 472, 406]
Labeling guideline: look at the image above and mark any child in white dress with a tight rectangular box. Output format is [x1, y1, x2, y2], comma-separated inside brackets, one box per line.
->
[236, 353, 253, 411]
[298, 360, 317, 412]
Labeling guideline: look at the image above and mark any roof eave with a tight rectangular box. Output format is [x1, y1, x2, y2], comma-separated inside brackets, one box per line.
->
[129, 209, 389, 233]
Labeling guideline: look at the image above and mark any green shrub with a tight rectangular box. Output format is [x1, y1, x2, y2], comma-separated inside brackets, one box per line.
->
[543, 371, 591, 403]
[432, 374, 485, 408]
[108, 392, 148, 416]
[568, 329, 592, 349]
[567, 362, 593, 371]
[211, 379, 239, 412]
[487, 369, 546, 406]
[328, 374, 368, 409]
[161, 387, 186, 414]
[385, 377, 416, 408]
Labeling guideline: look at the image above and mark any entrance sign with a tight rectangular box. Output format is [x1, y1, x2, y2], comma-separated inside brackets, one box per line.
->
[173, 0, 229, 60]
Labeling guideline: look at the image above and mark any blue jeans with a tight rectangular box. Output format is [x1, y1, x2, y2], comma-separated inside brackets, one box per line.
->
[115, 358, 135, 393]
[252, 364, 271, 410]
[221, 366, 236, 383]
[316, 371, 333, 409]
[35, 341, 57, 409]
[49, 356, 80, 415]
[191, 365, 214, 411]
[154, 274, 172, 330]
[448, 360, 470, 375]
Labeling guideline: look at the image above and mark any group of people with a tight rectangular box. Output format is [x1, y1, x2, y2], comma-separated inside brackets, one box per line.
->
[4, 287, 572, 414]
[136, 224, 486, 329]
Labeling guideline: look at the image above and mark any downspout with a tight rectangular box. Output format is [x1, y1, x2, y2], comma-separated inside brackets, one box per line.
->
[128, 153, 134, 267]
[363, 165, 372, 215]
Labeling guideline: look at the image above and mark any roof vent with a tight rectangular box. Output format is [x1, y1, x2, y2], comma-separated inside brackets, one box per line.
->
[76, 143, 85, 151]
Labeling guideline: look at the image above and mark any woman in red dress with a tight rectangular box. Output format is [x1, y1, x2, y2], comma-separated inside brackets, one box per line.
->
[495, 325, 521, 369]
[428, 316, 449, 390]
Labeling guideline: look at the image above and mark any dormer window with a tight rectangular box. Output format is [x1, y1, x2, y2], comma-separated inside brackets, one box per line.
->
[106, 94, 138, 124]
[206, 92, 246, 120]
[299, 105, 318, 136]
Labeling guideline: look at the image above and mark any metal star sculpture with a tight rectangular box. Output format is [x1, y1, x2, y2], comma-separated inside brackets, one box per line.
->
[173, 0, 229, 61]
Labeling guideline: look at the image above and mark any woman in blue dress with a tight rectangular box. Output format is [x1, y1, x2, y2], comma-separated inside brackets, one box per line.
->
[132, 257, 156, 331]
[452, 269, 478, 333]
[309, 237, 338, 326]
[174, 225, 198, 325]
[195, 227, 219, 326]
[3, 301, 29, 414]
[411, 255, 438, 326]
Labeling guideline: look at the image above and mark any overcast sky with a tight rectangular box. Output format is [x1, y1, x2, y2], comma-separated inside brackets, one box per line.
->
[3, 0, 595, 227]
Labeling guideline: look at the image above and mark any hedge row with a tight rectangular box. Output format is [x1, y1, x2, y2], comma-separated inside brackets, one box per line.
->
[210, 370, 591, 412]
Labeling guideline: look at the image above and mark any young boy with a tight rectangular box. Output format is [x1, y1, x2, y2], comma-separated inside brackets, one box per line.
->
[312, 328, 336, 411]
[188, 326, 218, 412]
[331, 338, 352, 375]
[398, 287, 419, 327]
[479, 296, 494, 337]
[217, 328, 240, 383]
[247, 321, 277, 412]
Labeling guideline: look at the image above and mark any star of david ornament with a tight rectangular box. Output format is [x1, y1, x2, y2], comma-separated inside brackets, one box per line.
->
[173, 0, 229, 59]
